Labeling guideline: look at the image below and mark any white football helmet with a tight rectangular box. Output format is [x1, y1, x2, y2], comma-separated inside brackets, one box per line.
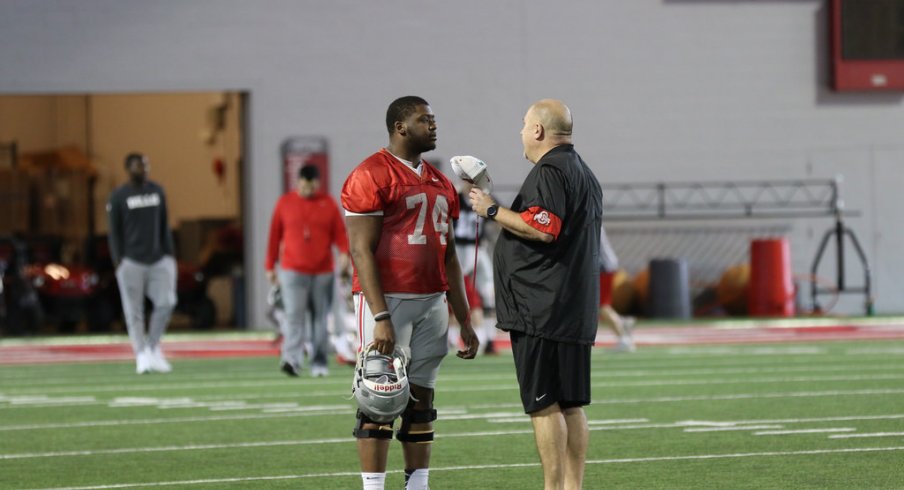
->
[450, 155, 493, 193]
[352, 343, 411, 423]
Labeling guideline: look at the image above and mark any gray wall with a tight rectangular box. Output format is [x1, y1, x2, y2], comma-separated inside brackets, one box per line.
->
[2, 0, 901, 325]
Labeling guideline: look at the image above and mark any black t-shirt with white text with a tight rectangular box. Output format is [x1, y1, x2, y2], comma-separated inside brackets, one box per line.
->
[106, 180, 175, 265]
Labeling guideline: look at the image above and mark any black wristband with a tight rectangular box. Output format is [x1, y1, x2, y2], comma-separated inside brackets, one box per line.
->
[373, 311, 391, 322]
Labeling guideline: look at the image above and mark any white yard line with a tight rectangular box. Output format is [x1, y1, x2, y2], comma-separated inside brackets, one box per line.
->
[587, 418, 650, 425]
[590, 388, 904, 405]
[0, 371, 281, 387]
[664, 346, 825, 356]
[0, 439, 350, 460]
[583, 446, 904, 463]
[1, 379, 327, 395]
[4, 361, 900, 392]
[683, 425, 784, 432]
[27, 446, 904, 490]
[0, 430, 531, 460]
[755, 428, 856, 435]
[4, 390, 904, 432]
[679, 413, 904, 425]
[4, 372, 903, 398]
[0, 411, 347, 432]
[588, 373, 904, 388]
[829, 431, 904, 439]
[5, 414, 904, 460]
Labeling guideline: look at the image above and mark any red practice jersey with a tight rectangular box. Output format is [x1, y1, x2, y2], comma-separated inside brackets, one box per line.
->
[341, 149, 459, 294]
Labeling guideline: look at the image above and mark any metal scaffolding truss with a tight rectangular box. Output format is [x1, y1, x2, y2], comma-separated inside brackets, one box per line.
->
[592, 178, 870, 314]
[601, 178, 847, 221]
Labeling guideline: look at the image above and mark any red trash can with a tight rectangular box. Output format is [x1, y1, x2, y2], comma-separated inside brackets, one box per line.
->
[748, 238, 795, 317]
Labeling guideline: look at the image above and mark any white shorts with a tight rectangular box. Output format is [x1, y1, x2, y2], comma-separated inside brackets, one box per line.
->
[354, 293, 450, 389]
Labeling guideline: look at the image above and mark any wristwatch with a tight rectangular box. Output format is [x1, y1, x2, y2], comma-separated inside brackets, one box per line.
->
[486, 204, 499, 220]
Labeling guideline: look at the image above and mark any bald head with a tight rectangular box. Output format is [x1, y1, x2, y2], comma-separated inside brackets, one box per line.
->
[529, 99, 573, 139]
[521, 99, 574, 163]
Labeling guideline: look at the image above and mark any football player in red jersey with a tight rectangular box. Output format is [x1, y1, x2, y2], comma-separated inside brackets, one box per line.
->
[342, 96, 479, 490]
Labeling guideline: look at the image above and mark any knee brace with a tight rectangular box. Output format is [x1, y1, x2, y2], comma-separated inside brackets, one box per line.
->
[352, 410, 394, 440]
[395, 403, 437, 444]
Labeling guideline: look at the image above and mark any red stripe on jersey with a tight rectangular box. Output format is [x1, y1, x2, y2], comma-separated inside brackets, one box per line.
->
[357, 294, 364, 353]
[519, 206, 562, 240]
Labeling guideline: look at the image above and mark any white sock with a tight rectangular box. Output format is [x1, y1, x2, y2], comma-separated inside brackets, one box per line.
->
[406, 468, 429, 489]
[361, 472, 385, 489]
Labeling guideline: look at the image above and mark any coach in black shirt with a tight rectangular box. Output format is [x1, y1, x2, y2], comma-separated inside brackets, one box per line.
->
[469, 99, 602, 490]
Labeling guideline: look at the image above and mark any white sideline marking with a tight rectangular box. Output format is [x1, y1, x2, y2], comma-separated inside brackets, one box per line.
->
[0, 395, 97, 407]
[0, 370, 281, 387]
[27, 446, 904, 489]
[588, 418, 650, 425]
[683, 425, 784, 432]
[7, 360, 892, 394]
[107, 397, 302, 412]
[829, 432, 904, 439]
[208, 403, 301, 412]
[674, 420, 738, 427]
[755, 428, 856, 435]
[6, 372, 904, 398]
[2, 379, 332, 395]
[675, 414, 904, 425]
[592, 388, 904, 405]
[487, 418, 649, 426]
[596, 363, 904, 379]
[2, 430, 542, 460]
[440, 412, 525, 421]
[4, 391, 904, 432]
[0, 439, 349, 460]
[0, 410, 352, 432]
[3, 357, 895, 408]
[846, 347, 904, 355]
[666, 346, 825, 356]
[4, 415, 901, 460]
[584, 446, 904, 463]
[590, 373, 904, 388]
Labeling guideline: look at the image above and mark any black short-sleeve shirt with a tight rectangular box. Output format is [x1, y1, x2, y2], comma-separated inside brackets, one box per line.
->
[493, 145, 603, 344]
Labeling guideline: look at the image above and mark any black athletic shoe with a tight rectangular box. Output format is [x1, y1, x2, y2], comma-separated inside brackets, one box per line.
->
[280, 362, 300, 377]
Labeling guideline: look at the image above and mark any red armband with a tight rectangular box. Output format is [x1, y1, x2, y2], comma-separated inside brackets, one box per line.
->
[519, 206, 562, 240]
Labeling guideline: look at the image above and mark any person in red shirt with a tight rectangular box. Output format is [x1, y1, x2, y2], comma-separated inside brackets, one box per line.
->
[265, 165, 349, 377]
[342, 96, 479, 490]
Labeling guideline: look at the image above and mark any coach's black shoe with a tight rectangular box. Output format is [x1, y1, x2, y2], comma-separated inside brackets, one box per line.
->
[280, 362, 300, 377]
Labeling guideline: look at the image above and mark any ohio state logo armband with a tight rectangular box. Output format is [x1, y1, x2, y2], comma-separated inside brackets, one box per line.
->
[520, 206, 562, 239]
[534, 210, 551, 226]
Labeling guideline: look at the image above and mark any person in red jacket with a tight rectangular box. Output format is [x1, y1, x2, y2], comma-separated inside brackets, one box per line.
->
[266, 165, 349, 377]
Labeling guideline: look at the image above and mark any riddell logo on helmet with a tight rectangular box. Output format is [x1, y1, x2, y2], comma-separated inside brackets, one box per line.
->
[373, 382, 403, 392]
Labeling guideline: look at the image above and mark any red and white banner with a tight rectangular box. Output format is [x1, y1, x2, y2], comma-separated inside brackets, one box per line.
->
[280, 136, 330, 193]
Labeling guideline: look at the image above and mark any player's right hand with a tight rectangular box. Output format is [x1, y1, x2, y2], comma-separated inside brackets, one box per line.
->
[372, 320, 395, 355]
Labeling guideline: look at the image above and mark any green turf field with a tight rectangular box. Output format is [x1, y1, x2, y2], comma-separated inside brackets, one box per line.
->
[2, 340, 904, 489]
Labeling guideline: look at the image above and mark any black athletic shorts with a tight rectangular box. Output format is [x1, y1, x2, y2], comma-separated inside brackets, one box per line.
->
[510, 330, 591, 413]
